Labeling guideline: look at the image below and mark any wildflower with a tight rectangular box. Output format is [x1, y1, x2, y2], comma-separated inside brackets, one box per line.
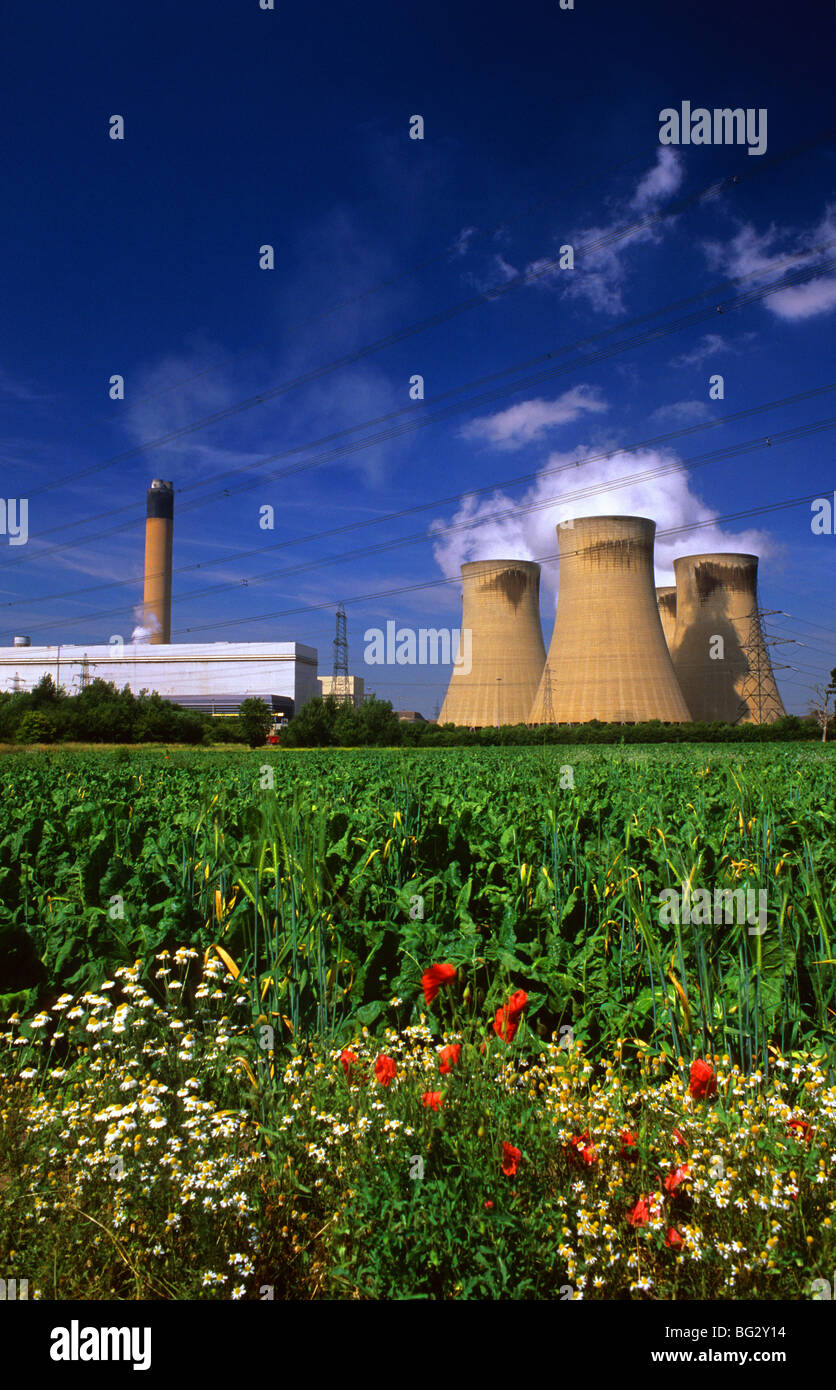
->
[664, 1163, 690, 1195]
[689, 1059, 717, 1101]
[484, 1200, 494, 1210]
[619, 1129, 638, 1158]
[340, 1050, 359, 1081]
[787, 1117, 813, 1145]
[493, 990, 527, 1044]
[627, 1194, 661, 1228]
[374, 1055, 397, 1087]
[422, 963, 457, 1007]
[566, 1131, 597, 1168]
[422, 1091, 443, 1111]
[501, 1142, 521, 1177]
[439, 1044, 461, 1074]
[672, 1127, 686, 1146]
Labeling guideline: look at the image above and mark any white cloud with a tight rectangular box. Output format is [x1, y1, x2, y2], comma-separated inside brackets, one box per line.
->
[630, 148, 683, 211]
[461, 149, 685, 312]
[450, 226, 477, 257]
[671, 332, 728, 367]
[431, 440, 773, 593]
[459, 385, 608, 450]
[0, 366, 53, 402]
[702, 203, 836, 321]
[524, 149, 685, 315]
[649, 400, 713, 425]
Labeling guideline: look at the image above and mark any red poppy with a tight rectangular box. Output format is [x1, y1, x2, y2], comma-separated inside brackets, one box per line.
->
[663, 1163, 690, 1195]
[627, 1197, 651, 1228]
[422, 1090, 442, 1110]
[484, 1200, 494, 1210]
[665, 1226, 684, 1250]
[422, 963, 457, 1006]
[619, 1129, 638, 1158]
[787, 1117, 814, 1145]
[439, 1043, 461, 1074]
[374, 1054, 397, 1087]
[688, 1059, 718, 1100]
[493, 989, 528, 1043]
[501, 1142, 521, 1176]
[672, 1127, 686, 1147]
[566, 1130, 597, 1167]
[627, 1193, 660, 1227]
[340, 1049, 358, 1079]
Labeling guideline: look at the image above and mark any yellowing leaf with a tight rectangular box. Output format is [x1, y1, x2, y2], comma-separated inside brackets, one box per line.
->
[231, 1059, 258, 1090]
[210, 943, 240, 980]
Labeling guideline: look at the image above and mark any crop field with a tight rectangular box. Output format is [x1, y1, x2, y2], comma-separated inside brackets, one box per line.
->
[1, 744, 835, 1299]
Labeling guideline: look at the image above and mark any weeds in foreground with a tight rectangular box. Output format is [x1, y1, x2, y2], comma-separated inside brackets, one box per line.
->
[1, 948, 833, 1299]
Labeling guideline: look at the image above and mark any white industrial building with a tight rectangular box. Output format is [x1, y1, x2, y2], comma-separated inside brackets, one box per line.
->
[317, 674, 365, 708]
[0, 481, 325, 725]
[0, 640, 319, 720]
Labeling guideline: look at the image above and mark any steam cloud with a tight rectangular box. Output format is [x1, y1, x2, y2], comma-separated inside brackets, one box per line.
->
[130, 607, 160, 644]
[430, 432, 774, 597]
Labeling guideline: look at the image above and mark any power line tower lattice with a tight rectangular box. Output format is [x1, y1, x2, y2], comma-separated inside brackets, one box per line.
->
[332, 603, 350, 704]
[737, 609, 792, 725]
[539, 664, 555, 725]
[77, 654, 93, 693]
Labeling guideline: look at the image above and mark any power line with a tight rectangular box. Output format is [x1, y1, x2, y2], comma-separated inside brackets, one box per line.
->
[167, 488, 836, 638]
[18, 124, 836, 509]
[12, 379, 836, 612]
[13, 145, 661, 467]
[8, 241, 836, 573]
[12, 415, 836, 636]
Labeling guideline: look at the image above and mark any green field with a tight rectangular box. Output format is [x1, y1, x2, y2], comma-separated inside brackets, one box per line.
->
[2, 744, 834, 1063]
[2, 745, 834, 1299]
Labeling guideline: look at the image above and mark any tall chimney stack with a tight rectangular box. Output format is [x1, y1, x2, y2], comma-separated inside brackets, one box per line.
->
[144, 480, 174, 644]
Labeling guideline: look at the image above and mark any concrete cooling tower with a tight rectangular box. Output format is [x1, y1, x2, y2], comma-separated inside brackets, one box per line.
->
[528, 516, 691, 724]
[670, 553, 786, 724]
[656, 586, 677, 650]
[438, 559, 546, 727]
[143, 480, 174, 644]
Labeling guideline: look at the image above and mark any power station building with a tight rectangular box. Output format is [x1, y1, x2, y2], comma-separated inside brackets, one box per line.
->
[438, 559, 546, 727]
[0, 639, 318, 714]
[434, 520, 788, 728]
[669, 553, 786, 724]
[529, 516, 692, 724]
[0, 472, 791, 727]
[656, 586, 677, 650]
[0, 479, 320, 719]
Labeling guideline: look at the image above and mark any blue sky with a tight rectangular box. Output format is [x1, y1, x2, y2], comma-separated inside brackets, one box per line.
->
[1, 0, 834, 716]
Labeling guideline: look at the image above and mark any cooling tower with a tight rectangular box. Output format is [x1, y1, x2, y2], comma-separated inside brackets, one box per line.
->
[438, 559, 546, 727]
[529, 516, 691, 724]
[670, 553, 786, 724]
[143, 480, 174, 645]
[656, 586, 677, 649]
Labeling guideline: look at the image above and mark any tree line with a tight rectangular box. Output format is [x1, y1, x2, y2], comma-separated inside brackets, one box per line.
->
[0, 676, 271, 747]
[2, 676, 832, 749]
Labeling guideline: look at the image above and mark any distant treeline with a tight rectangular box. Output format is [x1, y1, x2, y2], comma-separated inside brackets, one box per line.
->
[1, 677, 828, 749]
[283, 695, 825, 747]
[0, 676, 266, 746]
[401, 715, 822, 746]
